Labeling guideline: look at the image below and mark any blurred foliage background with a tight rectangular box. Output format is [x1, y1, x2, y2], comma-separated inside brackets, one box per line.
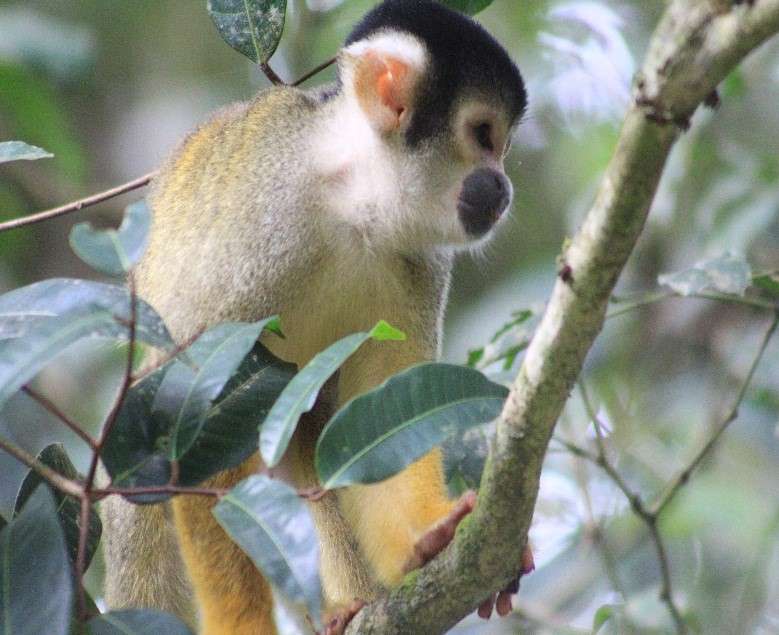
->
[0, 1, 777, 633]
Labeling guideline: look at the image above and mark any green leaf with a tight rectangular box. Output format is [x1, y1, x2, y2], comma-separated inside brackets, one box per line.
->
[14, 444, 101, 571]
[658, 251, 752, 297]
[466, 348, 484, 368]
[0, 140, 53, 163]
[753, 274, 779, 298]
[102, 341, 294, 501]
[0, 486, 73, 635]
[0, 278, 175, 351]
[179, 343, 296, 486]
[439, 0, 495, 15]
[316, 363, 508, 489]
[0, 306, 129, 412]
[213, 475, 321, 623]
[260, 320, 405, 468]
[0, 63, 86, 183]
[593, 604, 619, 632]
[207, 0, 287, 64]
[156, 320, 272, 459]
[69, 201, 151, 276]
[490, 309, 533, 344]
[87, 609, 193, 635]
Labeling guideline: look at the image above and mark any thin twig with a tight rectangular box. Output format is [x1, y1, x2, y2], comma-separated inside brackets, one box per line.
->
[606, 290, 776, 320]
[292, 56, 336, 86]
[92, 485, 228, 500]
[76, 273, 138, 619]
[22, 386, 97, 449]
[131, 327, 204, 381]
[260, 62, 285, 86]
[0, 436, 83, 498]
[0, 171, 156, 234]
[574, 392, 686, 633]
[651, 312, 779, 517]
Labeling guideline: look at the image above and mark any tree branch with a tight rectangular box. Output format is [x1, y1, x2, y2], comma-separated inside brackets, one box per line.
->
[0, 436, 83, 498]
[0, 171, 156, 234]
[346, 2, 779, 632]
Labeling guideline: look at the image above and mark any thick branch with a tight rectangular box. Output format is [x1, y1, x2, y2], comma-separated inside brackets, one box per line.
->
[347, 2, 779, 632]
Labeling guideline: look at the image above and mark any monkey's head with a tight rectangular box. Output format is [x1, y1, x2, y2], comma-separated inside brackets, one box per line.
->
[328, 0, 526, 251]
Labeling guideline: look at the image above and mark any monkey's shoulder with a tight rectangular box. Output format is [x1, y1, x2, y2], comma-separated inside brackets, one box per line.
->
[152, 87, 317, 191]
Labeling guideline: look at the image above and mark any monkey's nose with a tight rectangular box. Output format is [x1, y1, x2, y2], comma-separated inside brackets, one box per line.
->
[457, 168, 511, 237]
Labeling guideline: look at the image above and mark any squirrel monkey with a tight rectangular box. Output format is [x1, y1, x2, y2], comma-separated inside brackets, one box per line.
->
[100, 0, 527, 633]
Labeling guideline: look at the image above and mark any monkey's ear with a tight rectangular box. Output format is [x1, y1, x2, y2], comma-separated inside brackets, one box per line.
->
[341, 35, 425, 134]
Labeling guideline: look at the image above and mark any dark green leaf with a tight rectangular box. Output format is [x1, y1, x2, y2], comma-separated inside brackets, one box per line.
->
[0, 140, 53, 163]
[156, 320, 272, 459]
[100, 365, 172, 502]
[316, 363, 508, 489]
[14, 444, 101, 570]
[439, 0, 494, 15]
[207, 0, 287, 64]
[753, 274, 779, 298]
[179, 343, 296, 486]
[260, 321, 405, 468]
[0, 486, 73, 635]
[102, 341, 293, 501]
[87, 609, 193, 635]
[69, 201, 151, 276]
[213, 475, 321, 622]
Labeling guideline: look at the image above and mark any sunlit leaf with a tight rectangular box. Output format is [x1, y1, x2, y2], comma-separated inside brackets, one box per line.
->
[659, 252, 752, 296]
[753, 273, 779, 298]
[69, 201, 151, 277]
[213, 475, 321, 623]
[260, 320, 405, 468]
[207, 0, 287, 64]
[0, 307, 129, 412]
[87, 609, 193, 635]
[14, 444, 101, 570]
[593, 603, 619, 632]
[439, 0, 494, 15]
[316, 363, 508, 489]
[0, 278, 175, 351]
[0, 487, 72, 635]
[0, 140, 52, 163]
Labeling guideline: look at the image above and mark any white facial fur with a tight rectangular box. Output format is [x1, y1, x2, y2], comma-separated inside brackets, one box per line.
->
[310, 30, 509, 255]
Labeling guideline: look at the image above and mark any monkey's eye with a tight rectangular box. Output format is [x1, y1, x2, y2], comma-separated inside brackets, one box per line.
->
[473, 122, 494, 152]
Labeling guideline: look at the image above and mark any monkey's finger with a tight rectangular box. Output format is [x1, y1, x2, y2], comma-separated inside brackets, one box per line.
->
[323, 599, 365, 635]
[477, 594, 496, 619]
[406, 490, 477, 572]
[495, 590, 513, 617]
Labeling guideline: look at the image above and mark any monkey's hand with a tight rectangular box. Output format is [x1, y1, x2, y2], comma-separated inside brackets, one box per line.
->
[403, 490, 536, 620]
[323, 600, 366, 635]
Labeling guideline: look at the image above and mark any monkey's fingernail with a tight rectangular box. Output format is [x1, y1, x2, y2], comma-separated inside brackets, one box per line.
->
[477, 600, 493, 620]
[496, 592, 513, 616]
[521, 546, 536, 574]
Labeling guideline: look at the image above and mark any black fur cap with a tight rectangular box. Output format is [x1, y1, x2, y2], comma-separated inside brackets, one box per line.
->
[344, 0, 527, 147]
